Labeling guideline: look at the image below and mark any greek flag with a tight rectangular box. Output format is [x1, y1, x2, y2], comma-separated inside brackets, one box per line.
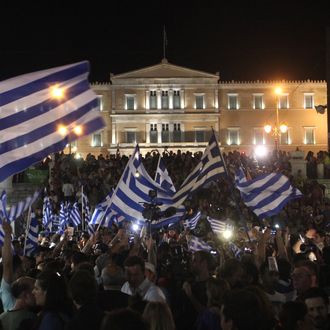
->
[187, 235, 212, 252]
[108, 145, 183, 228]
[0, 191, 8, 246]
[183, 211, 201, 230]
[0, 61, 105, 182]
[42, 196, 53, 230]
[24, 212, 39, 257]
[155, 156, 176, 193]
[70, 202, 81, 227]
[207, 216, 233, 234]
[174, 133, 226, 206]
[59, 202, 69, 230]
[235, 167, 303, 219]
[8, 191, 39, 222]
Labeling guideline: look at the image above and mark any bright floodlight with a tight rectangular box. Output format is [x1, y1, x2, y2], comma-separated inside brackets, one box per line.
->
[73, 125, 83, 135]
[222, 229, 233, 240]
[57, 125, 68, 136]
[132, 224, 139, 232]
[255, 145, 267, 158]
[50, 84, 65, 99]
[264, 124, 272, 134]
[134, 171, 140, 178]
[279, 124, 288, 133]
[274, 87, 282, 95]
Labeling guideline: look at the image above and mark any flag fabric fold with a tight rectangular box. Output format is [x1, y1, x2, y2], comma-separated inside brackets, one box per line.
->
[235, 167, 303, 219]
[0, 61, 105, 182]
[24, 212, 39, 257]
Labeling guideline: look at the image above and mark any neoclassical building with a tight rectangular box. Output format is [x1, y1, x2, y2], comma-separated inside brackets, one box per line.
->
[73, 59, 327, 157]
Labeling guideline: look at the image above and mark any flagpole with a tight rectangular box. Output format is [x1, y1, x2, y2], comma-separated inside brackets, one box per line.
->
[23, 206, 32, 255]
[212, 128, 251, 242]
[81, 185, 85, 232]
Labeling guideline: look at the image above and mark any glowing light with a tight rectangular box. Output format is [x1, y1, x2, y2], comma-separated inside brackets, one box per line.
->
[58, 125, 68, 136]
[255, 145, 268, 158]
[71, 146, 77, 153]
[264, 125, 272, 134]
[274, 223, 280, 229]
[73, 125, 83, 135]
[50, 84, 65, 99]
[279, 124, 288, 133]
[222, 229, 233, 240]
[132, 224, 139, 232]
[134, 171, 140, 178]
[274, 87, 282, 95]
[74, 153, 81, 159]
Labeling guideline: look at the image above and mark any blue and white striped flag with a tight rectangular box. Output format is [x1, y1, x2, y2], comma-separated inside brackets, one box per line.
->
[187, 235, 212, 252]
[59, 202, 69, 230]
[0, 191, 8, 221]
[155, 156, 176, 193]
[183, 211, 201, 230]
[174, 133, 226, 206]
[0, 61, 105, 182]
[235, 167, 303, 219]
[42, 196, 53, 230]
[7, 191, 39, 222]
[108, 145, 184, 228]
[24, 212, 39, 257]
[70, 202, 81, 227]
[207, 216, 232, 234]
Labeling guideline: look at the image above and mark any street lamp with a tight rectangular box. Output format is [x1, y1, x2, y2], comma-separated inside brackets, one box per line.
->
[264, 87, 288, 153]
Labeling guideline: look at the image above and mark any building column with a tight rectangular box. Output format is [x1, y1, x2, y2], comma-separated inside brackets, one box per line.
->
[146, 123, 151, 143]
[145, 90, 150, 110]
[112, 123, 117, 144]
[214, 89, 219, 109]
[180, 89, 185, 109]
[157, 89, 161, 110]
[169, 89, 173, 109]
[157, 123, 162, 143]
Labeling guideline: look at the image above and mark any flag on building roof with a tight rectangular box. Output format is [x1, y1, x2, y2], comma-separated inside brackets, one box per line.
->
[0, 61, 105, 182]
[24, 212, 39, 257]
[235, 167, 303, 219]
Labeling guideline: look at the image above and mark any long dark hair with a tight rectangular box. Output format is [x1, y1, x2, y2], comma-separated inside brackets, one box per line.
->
[36, 270, 73, 315]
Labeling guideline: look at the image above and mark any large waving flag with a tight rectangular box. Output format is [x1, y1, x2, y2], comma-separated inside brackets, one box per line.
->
[155, 156, 176, 193]
[108, 145, 184, 228]
[235, 168, 303, 219]
[0, 61, 105, 182]
[174, 133, 226, 206]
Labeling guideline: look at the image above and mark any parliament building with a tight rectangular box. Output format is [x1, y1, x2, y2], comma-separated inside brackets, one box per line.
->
[72, 59, 327, 157]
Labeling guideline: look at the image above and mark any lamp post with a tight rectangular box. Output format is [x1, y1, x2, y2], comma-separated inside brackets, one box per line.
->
[264, 87, 287, 153]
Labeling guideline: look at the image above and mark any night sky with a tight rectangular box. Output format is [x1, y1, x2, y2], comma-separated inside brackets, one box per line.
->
[0, 0, 329, 82]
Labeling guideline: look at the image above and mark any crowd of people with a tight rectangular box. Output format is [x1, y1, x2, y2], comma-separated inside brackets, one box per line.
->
[1, 147, 330, 330]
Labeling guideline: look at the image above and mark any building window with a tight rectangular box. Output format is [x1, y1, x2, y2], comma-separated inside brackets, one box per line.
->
[126, 131, 136, 144]
[125, 95, 135, 110]
[195, 94, 204, 109]
[304, 94, 314, 109]
[253, 128, 264, 145]
[304, 127, 315, 145]
[195, 130, 206, 143]
[228, 94, 238, 110]
[173, 123, 182, 142]
[161, 91, 169, 109]
[150, 91, 157, 109]
[253, 94, 264, 110]
[92, 133, 102, 147]
[227, 128, 240, 145]
[173, 90, 181, 109]
[162, 124, 169, 142]
[278, 94, 288, 109]
[97, 95, 104, 111]
[150, 124, 158, 143]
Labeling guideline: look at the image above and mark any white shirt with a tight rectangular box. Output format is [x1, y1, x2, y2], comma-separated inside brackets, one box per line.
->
[121, 278, 166, 302]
